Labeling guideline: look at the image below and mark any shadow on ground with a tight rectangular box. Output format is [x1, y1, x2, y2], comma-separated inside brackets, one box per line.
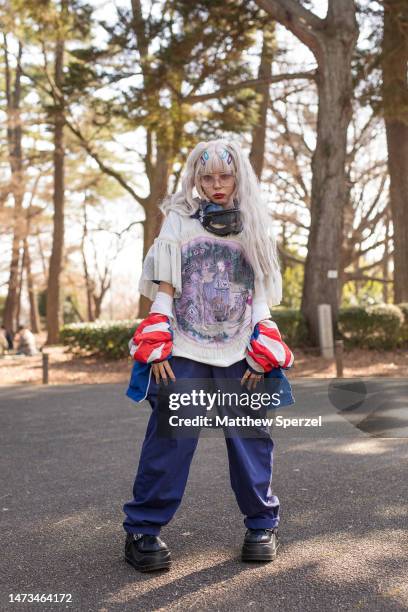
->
[0, 383, 407, 611]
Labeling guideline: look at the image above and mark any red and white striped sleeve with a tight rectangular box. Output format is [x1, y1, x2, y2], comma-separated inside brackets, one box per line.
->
[246, 319, 294, 374]
[129, 313, 173, 364]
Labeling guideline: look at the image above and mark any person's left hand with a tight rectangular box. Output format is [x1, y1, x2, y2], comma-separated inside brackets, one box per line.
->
[241, 368, 263, 391]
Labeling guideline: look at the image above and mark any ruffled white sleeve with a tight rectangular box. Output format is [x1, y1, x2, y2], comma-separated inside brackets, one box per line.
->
[251, 276, 272, 328]
[251, 268, 283, 328]
[138, 210, 183, 301]
[263, 269, 283, 308]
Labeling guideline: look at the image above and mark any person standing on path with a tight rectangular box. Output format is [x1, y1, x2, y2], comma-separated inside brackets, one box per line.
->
[124, 139, 295, 572]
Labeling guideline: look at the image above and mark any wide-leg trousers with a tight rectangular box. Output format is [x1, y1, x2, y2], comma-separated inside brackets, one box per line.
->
[123, 356, 280, 535]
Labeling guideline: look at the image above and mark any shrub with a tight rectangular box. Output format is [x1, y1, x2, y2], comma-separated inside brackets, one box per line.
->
[338, 304, 404, 349]
[60, 303, 406, 360]
[60, 320, 140, 359]
[271, 308, 309, 347]
[396, 303, 408, 345]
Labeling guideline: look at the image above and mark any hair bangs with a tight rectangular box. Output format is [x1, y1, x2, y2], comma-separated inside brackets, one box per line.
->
[158, 138, 283, 307]
[196, 145, 236, 177]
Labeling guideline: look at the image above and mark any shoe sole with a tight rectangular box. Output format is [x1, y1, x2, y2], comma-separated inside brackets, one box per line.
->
[125, 550, 172, 572]
[241, 541, 280, 562]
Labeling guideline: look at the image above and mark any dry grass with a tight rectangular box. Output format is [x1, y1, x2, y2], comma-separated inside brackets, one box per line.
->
[293, 347, 408, 378]
[0, 346, 130, 386]
[1, 344, 407, 387]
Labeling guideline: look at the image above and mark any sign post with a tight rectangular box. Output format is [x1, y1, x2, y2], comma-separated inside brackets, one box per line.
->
[317, 303, 334, 359]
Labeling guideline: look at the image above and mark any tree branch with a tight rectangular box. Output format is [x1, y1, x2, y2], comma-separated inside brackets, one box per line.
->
[352, 237, 389, 261]
[273, 211, 310, 231]
[277, 245, 305, 265]
[64, 118, 147, 207]
[185, 71, 316, 103]
[345, 274, 393, 284]
[131, 0, 149, 60]
[354, 256, 392, 274]
[255, 0, 324, 54]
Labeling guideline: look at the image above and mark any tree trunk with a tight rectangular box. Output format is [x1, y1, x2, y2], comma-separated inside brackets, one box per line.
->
[46, 34, 65, 344]
[24, 237, 41, 333]
[3, 231, 22, 333]
[250, 27, 275, 179]
[93, 294, 105, 320]
[382, 0, 408, 303]
[15, 246, 25, 329]
[2, 38, 24, 334]
[138, 144, 170, 318]
[256, 0, 358, 345]
[83, 262, 95, 321]
[301, 18, 358, 344]
[382, 214, 390, 303]
[92, 268, 111, 320]
[80, 198, 95, 321]
[281, 221, 287, 278]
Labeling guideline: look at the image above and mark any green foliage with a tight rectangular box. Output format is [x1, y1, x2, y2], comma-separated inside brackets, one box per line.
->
[38, 291, 82, 324]
[60, 311, 309, 360]
[341, 279, 385, 307]
[281, 263, 304, 309]
[70, 0, 269, 152]
[60, 320, 139, 359]
[63, 295, 82, 324]
[396, 303, 408, 345]
[38, 290, 47, 318]
[271, 308, 308, 347]
[60, 303, 408, 360]
[338, 303, 405, 349]
[0, 295, 6, 320]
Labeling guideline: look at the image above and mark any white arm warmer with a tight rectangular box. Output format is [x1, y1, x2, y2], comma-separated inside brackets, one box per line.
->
[149, 290, 175, 320]
[251, 299, 271, 330]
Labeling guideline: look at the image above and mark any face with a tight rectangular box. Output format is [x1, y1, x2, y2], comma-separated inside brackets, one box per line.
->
[199, 171, 236, 207]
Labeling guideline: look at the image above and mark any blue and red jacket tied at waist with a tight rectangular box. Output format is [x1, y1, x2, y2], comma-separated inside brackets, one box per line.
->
[126, 359, 295, 408]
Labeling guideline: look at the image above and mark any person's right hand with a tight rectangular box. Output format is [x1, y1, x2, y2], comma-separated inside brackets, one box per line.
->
[152, 360, 176, 385]
[130, 313, 173, 363]
[246, 319, 294, 373]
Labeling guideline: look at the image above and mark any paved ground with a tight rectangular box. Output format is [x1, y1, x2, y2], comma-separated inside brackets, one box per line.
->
[0, 380, 407, 612]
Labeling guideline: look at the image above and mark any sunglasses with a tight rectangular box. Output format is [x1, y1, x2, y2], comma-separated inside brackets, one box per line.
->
[199, 173, 235, 187]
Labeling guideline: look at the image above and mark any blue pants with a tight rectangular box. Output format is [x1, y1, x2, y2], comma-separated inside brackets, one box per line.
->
[123, 356, 280, 535]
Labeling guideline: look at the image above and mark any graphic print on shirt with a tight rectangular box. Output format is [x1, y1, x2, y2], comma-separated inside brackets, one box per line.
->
[174, 236, 254, 343]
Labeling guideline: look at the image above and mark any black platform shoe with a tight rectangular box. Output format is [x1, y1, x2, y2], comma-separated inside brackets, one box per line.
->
[241, 528, 280, 562]
[125, 533, 171, 572]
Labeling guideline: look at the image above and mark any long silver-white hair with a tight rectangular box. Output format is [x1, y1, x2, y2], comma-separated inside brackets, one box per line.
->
[159, 139, 282, 306]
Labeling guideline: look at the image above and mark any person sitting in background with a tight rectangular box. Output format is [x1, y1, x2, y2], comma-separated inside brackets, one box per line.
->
[0, 327, 8, 356]
[1, 325, 13, 350]
[16, 325, 38, 356]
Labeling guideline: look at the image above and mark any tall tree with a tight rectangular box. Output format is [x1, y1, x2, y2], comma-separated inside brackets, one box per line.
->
[80, 195, 94, 321]
[263, 81, 390, 307]
[46, 0, 67, 344]
[257, 0, 359, 344]
[250, 26, 276, 179]
[381, 0, 408, 302]
[2, 36, 24, 333]
[23, 235, 41, 332]
[20, 0, 93, 341]
[64, 0, 314, 317]
[68, 0, 264, 315]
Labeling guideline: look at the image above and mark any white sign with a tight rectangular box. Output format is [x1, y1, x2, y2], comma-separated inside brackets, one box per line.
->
[317, 303, 334, 359]
[327, 270, 338, 279]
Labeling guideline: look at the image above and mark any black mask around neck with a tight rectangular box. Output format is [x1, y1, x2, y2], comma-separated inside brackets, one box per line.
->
[191, 198, 243, 236]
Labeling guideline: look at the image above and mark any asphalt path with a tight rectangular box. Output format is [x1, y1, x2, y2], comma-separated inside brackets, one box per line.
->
[0, 380, 407, 612]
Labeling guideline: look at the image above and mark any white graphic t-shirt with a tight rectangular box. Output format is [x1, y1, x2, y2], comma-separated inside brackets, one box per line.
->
[138, 209, 279, 367]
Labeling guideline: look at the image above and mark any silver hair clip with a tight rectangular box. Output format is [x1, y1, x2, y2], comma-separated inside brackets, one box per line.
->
[220, 148, 232, 165]
[200, 150, 209, 165]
